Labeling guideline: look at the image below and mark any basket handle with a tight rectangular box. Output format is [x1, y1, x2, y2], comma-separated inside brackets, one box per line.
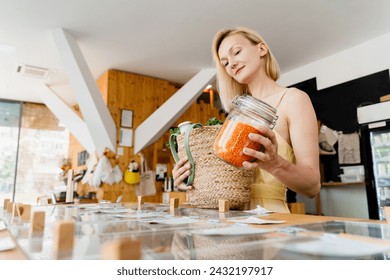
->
[169, 123, 202, 186]
[169, 131, 181, 163]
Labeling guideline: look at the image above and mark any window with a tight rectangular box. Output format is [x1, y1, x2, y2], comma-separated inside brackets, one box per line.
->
[0, 101, 69, 207]
[0, 101, 20, 204]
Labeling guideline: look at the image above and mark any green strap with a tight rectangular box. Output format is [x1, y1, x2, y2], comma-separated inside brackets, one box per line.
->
[168, 123, 202, 186]
[169, 132, 181, 163]
[183, 123, 202, 186]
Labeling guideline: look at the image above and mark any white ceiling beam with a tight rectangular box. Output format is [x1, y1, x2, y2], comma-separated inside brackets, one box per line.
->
[33, 84, 96, 155]
[51, 28, 116, 155]
[134, 68, 216, 154]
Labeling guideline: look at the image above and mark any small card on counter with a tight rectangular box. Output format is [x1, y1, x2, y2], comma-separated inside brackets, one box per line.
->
[191, 225, 272, 236]
[229, 216, 285, 225]
[244, 205, 273, 215]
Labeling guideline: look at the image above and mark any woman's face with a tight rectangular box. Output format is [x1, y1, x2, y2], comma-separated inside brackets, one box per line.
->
[218, 34, 264, 84]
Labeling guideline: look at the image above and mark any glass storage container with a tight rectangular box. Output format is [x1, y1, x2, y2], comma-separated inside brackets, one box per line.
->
[213, 95, 278, 167]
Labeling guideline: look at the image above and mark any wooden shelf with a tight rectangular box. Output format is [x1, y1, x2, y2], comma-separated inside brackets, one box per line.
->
[321, 181, 365, 187]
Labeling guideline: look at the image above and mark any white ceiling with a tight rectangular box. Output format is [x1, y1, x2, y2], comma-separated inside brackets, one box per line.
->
[1, 0, 390, 106]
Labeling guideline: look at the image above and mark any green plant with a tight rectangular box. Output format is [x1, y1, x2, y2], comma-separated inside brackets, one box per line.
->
[206, 117, 223, 126]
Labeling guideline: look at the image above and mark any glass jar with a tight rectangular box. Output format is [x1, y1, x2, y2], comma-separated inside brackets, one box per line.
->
[213, 95, 278, 168]
[178, 121, 192, 134]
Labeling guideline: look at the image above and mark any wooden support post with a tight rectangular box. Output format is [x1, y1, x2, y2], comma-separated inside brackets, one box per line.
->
[3, 198, 10, 210]
[20, 204, 31, 222]
[169, 198, 179, 215]
[11, 203, 22, 224]
[27, 210, 45, 253]
[53, 220, 75, 259]
[101, 238, 141, 260]
[137, 196, 143, 211]
[29, 211, 45, 237]
[6, 201, 13, 213]
[170, 198, 179, 210]
[218, 199, 230, 213]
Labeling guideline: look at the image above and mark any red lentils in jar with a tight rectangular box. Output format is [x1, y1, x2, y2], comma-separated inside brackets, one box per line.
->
[213, 95, 278, 168]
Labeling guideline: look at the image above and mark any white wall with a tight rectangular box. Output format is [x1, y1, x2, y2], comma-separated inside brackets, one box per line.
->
[319, 185, 369, 219]
[279, 32, 390, 90]
[297, 186, 369, 219]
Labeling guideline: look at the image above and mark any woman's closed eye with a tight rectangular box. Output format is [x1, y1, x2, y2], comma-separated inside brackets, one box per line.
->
[221, 59, 229, 67]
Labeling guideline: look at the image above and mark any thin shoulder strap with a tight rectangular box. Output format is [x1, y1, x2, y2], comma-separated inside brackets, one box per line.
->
[274, 88, 289, 109]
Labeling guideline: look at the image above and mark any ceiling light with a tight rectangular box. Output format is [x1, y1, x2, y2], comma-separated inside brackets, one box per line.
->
[205, 84, 212, 90]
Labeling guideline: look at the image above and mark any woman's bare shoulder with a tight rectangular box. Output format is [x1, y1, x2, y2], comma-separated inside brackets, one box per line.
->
[286, 87, 310, 98]
[284, 87, 312, 106]
[279, 88, 315, 122]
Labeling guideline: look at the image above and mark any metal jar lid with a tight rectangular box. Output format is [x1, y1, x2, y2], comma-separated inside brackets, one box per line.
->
[232, 95, 278, 129]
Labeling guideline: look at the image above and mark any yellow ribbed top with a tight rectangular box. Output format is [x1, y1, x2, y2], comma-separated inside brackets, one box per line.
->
[249, 131, 295, 212]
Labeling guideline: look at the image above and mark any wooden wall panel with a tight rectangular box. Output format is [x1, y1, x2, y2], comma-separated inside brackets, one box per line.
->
[70, 69, 225, 203]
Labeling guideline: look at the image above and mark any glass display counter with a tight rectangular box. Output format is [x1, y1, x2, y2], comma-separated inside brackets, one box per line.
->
[1, 203, 390, 260]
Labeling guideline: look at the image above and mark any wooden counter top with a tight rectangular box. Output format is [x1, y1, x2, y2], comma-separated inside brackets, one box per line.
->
[321, 181, 365, 187]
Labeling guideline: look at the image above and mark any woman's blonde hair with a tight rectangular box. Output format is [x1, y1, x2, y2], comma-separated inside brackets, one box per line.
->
[212, 27, 280, 112]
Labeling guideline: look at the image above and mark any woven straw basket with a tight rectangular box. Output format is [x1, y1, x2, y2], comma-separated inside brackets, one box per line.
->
[171, 125, 254, 209]
[171, 230, 278, 260]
